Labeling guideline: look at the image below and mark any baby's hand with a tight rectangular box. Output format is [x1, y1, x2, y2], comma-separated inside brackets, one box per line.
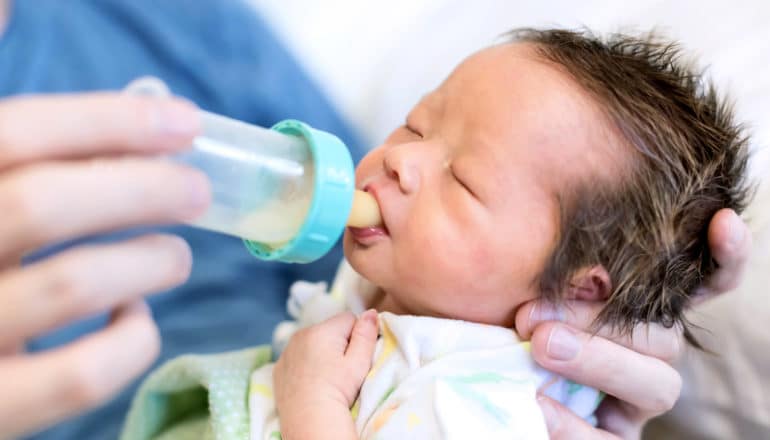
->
[274, 310, 378, 419]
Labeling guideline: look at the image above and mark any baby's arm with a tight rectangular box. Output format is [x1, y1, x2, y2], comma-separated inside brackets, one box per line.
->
[274, 311, 378, 440]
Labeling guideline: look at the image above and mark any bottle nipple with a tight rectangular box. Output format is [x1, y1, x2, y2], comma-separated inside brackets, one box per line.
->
[347, 190, 382, 227]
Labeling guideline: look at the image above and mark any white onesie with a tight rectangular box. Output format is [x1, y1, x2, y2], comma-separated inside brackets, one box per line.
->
[248, 261, 601, 439]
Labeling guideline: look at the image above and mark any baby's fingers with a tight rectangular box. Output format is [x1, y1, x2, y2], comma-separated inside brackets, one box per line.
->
[345, 310, 378, 373]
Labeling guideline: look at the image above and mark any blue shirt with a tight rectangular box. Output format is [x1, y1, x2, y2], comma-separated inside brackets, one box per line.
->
[0, 1, 363, 438]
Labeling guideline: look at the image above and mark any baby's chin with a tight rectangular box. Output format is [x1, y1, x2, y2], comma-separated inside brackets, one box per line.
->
[342, 232, 367, 269]
[343, 233, 390, 285]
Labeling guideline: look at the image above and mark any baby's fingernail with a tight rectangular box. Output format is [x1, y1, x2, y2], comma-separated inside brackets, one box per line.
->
[537, 395, 560, 433]
[363, 309, 378, 326]
[529, 303, 564, 325]
[546, 325, 581, 361]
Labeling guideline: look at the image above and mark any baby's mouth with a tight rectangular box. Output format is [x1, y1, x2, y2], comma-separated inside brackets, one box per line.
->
[349, 185, 389, 243]
[348, 225, 389, 239]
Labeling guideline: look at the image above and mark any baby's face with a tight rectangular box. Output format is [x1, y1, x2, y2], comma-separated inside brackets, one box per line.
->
[344, 43, 618, 327]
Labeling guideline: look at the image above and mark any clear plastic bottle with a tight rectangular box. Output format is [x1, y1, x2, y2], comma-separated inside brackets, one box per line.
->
[125, 77, 378, 263]
[177, 112, 314, 246]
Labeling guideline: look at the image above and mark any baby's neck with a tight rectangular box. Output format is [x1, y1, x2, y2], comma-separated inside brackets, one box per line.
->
[371, 291, 411, 315]
[370, 288, 517, 328]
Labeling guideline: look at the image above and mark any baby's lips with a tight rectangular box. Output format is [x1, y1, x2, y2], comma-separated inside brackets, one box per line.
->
[347, 189, 382, 228]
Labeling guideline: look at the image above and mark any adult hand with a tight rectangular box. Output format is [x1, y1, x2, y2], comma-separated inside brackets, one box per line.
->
[0, 93, 209, 438]
[515, 208, 752, 439]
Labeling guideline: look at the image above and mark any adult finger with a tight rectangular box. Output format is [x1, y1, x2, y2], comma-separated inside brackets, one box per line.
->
[594, 399, 646, 439]
[537, 395, 620, 440]
[516, 300, 681, 362]
[695, 208, 752, 300]
[0, 300, 160, 438]
[0, 93, 200, 169]
[0, 158, 210, 260]
[529, 322, 681, 416]
[0, 234, 191, 347]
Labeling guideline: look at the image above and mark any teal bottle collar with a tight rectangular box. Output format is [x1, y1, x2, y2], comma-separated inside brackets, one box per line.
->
[243, 119, 354, 263]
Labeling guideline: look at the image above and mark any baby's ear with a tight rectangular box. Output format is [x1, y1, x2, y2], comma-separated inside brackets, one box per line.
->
[568, 266, 611, 301]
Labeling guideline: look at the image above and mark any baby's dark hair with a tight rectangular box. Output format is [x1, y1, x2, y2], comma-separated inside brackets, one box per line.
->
[511, 29, 751, 345]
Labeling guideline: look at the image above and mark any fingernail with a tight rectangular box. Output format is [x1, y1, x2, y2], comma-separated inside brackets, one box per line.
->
[157, 99, 200, 136]
[363, 309, 378, 326]
[537, 395, 560, 433]
[546, 325, 581, 361]
[529, 303, 564, 325]
[184, 170, 211, 215]
[728, 211, 745, 249]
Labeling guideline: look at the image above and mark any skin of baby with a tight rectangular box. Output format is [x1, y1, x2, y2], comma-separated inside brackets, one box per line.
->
[344, 43, 622, 327]
[275, 42, 630, 440]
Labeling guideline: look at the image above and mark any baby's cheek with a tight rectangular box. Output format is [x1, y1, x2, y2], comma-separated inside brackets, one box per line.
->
[467, 238, 495, 274]
[424, 234, 478, 286]
[394, 224, 448, 285]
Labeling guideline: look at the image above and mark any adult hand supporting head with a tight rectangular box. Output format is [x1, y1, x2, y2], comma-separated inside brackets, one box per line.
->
[0, 93, 210, 438]
[515, 208, 752, 439]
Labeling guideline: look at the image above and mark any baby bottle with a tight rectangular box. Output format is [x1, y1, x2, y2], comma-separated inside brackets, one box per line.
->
[124, 77, 380, 263]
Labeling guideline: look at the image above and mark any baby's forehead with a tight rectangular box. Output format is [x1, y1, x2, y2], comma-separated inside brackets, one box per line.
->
[409, 43, 630, 199]
[442, 46, 618, 149]
[418, 43, 605, 131]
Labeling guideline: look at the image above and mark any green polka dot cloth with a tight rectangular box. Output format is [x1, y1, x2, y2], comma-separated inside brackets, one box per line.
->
[121, 346, 272, 440]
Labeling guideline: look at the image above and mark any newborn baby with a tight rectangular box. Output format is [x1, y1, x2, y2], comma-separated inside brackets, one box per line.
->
[122, 28, 749, 440]
[269, 28, 749, 440]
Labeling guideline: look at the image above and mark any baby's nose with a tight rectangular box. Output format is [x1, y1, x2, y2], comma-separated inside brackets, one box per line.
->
[383, 145, 420, 194]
